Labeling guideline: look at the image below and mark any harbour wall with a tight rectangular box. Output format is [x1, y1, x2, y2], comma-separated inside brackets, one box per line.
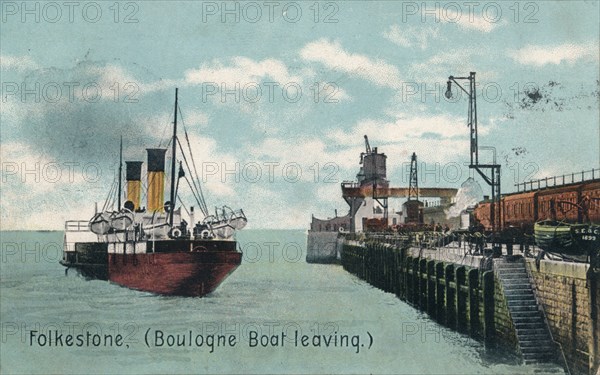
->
[340, 238, 599, 374]
[526, 258, 599, 375]
[306, 231, 343, 263]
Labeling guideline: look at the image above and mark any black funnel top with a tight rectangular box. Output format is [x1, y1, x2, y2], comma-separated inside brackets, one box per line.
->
[125, 161, 143, 181]
[146, 149, 167, 172]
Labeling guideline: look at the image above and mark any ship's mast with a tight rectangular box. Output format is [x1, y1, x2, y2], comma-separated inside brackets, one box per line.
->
[169, 88, 178, 226]
[118, 135, 123, 209]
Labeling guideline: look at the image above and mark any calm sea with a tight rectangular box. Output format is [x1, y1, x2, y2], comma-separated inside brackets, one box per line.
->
[1, 230, 562, 374]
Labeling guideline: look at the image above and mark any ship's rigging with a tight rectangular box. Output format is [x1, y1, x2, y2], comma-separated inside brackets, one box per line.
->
[90, 89, 246, 241]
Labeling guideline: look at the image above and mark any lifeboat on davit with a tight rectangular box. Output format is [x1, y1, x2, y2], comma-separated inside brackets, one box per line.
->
[110, 208, 134, 231]
[89, 212, 112, 235]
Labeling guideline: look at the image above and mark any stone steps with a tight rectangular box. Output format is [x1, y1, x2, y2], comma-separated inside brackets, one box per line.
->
[516, 327, 551, 336]
[511, 310, 542, 317]
[510, 305, 539, 312]
[514, 322, 546, 330]
[530, 363, 567, 373]
[504, 287, 533, 296]
[513, 316, 544, 325]
[498, 272, 527, 280]
[495, 257, 559, 366]
[503, 282, 533, 289]
[496, 263, 528, 269]
[496, 266, 526, 271]
[511, 310, 543, 318]
[517, 332, 552, 341]
[523, 352, 557, 362]
[506, 293, 536, 301]
[507, 298, 538, 306]
[520, 340, 554, 353]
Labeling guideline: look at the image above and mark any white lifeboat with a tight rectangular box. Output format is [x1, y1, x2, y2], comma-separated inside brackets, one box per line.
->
[89, 212, 112, 235]
[110, 208, 134, 231]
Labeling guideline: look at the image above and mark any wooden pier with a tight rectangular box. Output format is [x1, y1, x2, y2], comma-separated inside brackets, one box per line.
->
[340, 236, 600, 375]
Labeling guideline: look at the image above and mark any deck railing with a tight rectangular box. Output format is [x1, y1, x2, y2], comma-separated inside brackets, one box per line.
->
[515, 168, 599, 193]
[65, 220, 90, 232]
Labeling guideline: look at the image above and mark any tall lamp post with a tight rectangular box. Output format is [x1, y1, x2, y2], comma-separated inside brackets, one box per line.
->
[445, 72, 502, 233]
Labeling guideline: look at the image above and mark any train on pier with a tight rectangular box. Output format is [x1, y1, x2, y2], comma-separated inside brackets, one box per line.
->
[472, 178, 599, 258]
[473, 179, 600, 233]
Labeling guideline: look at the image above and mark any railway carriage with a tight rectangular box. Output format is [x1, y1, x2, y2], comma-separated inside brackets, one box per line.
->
[473, 179, 600, 233]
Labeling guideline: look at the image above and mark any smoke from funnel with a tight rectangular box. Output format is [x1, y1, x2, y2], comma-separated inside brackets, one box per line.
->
[446, 178, 483, 218]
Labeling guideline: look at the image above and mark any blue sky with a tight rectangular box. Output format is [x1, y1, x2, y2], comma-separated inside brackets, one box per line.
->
[1, 1, 599, 229]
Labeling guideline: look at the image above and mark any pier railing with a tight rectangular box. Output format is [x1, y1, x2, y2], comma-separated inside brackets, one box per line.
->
[514, 168, 599, 193]
[342, 231, 554, 261]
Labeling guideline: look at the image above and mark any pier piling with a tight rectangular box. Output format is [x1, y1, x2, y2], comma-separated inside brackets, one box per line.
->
[340, 237, 598, 373]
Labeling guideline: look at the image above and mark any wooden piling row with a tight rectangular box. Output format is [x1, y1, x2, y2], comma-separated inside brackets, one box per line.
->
[342, 241, 495, 343]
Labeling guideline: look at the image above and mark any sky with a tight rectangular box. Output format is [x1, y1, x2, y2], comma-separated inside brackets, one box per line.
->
[1, 0, 599, 230]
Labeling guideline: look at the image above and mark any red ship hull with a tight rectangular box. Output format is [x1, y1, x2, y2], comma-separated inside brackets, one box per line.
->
[108, 251, 242, 297]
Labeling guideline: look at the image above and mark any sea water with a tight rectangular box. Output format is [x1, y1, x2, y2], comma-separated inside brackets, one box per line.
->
[0, 230, 563, 374]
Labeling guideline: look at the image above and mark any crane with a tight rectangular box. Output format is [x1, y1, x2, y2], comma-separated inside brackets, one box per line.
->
[408, 152, 418, 202]
[364, 135, 371, 154]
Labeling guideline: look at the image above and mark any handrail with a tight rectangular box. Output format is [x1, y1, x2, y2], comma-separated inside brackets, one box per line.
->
[515, 168, 599, 193]
[523, 258, 571, 375]
[64, 220, 90, 232]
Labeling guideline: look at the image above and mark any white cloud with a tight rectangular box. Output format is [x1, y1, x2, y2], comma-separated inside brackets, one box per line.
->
[129, 112, 174, 144]
[85, 64, 136, 90]
[1, 142, 56, 194]
[0, 96, 49, 125]
[181, 133, 239, 200]
[300, 38, 403, 88]
[142, 78, 182, 93]
[185, 57, 301, 87]
[408, 50, 497, 84]
[183, 57, 313, 112]
[444, 8, 506, 33]
[509, 43, 600, 66]
[241, 185, 309, 229]
[181, 109, 209, 128]
[383, 25, 440, 50]
[84, 63, 180, 94]
[245, 112, 486, 184]
[327, 113, 486, 144]
[321, 113, 495, 169]
[387, 8, 505, 34]
[314, 82, 352, 103]
[0, 142, 109, 229]
[315, 183, 344, 205]
[249, 137, 325, 164]
[0, 55, 39, 71]
[0, 132, 242, 230]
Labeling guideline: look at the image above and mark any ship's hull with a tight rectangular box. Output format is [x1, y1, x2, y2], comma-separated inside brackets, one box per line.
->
[61, 242, 109, 280]
[62, 238, 242, 297]
[60, 259, 109, 280]
[108, 251, 241, 297]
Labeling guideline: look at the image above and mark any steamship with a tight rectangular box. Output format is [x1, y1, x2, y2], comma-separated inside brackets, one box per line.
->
[61, 89, 246, 297]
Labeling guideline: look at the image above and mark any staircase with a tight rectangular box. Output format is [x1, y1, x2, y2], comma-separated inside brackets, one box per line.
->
[495, 257, 560, 365]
